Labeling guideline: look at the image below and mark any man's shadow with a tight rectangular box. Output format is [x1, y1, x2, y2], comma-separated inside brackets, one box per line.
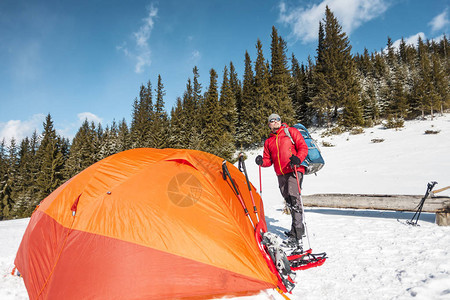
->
[264, 216, 288, 237]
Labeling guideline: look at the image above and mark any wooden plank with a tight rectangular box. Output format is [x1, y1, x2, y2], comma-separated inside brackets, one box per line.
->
[302, 194, 450, 213]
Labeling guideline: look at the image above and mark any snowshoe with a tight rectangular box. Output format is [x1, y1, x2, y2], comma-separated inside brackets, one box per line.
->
[256, 228, 296, 293]
[288, 249, 327, 271]
[255, 224, 327, 294]
[280, 236, 304, 253]
[279, 235, 327, 271]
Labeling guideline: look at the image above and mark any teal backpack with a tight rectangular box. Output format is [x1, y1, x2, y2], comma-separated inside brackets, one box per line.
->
[284, 124, 325, 175]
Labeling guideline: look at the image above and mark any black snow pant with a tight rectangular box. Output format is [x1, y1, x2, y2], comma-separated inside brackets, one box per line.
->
[277, 171, 305, 240]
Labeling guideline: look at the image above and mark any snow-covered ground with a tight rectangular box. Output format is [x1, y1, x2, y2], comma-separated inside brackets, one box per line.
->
[2, 114, 450, 299]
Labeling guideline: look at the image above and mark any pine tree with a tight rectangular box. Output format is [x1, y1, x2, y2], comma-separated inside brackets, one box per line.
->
[0, 171, 13, 220]
[291, 54, 310, 125]
[153, 75, 170, 148]
[168, 97, 187, 149]
[131, 81, 154, 148]
[189, 67, 204, 149]
[385, 37, 396, 67]
[33, 114, 65, 212]
[201, 68, 224, 157]
[430, 52, 448, 115]
[0, 139, 17, 219]
[0, 139, 7, 219]
[438, 35, 449, 82]
[22, 131, 40, 216]
[169, 67, 203, 150]
[64, 119, 98, 179]
[219, 66, 237, 136]
[237, 51, 258, 148]
[304, 56, 318, 125]
[0, 139, 7, 181]
[413, 36, 433, 118]
[14, 138, 30, 213]
[317, 22, 325, 67]
[217, 66, 237, 159]
[117, 118, 131, 151]
[356, 48, 379, 125]
[254, 39, 273, 140]
[390, 66, 409, 119]
[340, 94, 364, 128]
[372, 52, 388, 79]
[97, 120, 120, 160]
[355, 48, 373, 77]
[270, 26, 295, 125]
[360, 83, 380, 126]
[311, 6, 362, 127]
[191, 67, 203, 127]
[229, 62, 242, 125]
[183, 79, 197, 149]
[398, 38, 410, 65]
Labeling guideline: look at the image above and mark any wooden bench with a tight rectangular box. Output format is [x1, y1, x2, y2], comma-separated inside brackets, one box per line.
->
[302, 194, 450, 226]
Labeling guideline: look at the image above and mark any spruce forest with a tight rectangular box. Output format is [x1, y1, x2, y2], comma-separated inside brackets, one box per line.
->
[1, 7, 449, 220]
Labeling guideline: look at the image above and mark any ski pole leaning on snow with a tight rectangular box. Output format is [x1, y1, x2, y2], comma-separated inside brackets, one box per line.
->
[407, 181, 438, 226]
[238, 153, 260, 223]
[293, 164, 311, 249]
[222, 160, 255, 230]
[258, 165, 262, 195]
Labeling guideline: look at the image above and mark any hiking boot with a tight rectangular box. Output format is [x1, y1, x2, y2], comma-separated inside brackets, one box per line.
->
[284, 231, 293, 238]
[282, 236, 301, 249]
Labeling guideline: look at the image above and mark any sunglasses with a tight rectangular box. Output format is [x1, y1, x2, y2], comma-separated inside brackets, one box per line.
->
[269, 117, 281, 123]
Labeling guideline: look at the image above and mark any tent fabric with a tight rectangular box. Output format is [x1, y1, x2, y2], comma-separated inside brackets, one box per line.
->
[15, 148, 277, 299]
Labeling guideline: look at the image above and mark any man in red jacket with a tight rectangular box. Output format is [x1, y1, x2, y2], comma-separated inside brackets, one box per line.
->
[255, 113, 309, 249]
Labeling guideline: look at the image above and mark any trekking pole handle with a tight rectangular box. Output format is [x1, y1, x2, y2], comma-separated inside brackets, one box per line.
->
[222, 161, 240, 196]
[222, 160, 255, 229]
[237, 153, 260, 222]
[238, 153, 244, 172]
[238, 153, 252, 191]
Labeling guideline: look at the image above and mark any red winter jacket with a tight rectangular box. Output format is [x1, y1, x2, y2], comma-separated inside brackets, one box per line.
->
[262, 123, 309, 176]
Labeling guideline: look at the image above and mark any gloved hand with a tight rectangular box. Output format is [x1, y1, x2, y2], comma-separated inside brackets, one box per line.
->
[255, 155, 263, 166]
[289, 155, 301, 167]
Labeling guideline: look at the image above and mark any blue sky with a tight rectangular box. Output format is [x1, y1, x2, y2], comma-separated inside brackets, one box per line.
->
[0, 0, 448, 142]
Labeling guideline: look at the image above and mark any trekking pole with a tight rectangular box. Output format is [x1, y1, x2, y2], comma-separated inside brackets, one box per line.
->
[238, 153, 260, 223]
[293, 165, 311, 249]
[258, 165, 262, 195]
[408, 181, 438, 226]
[222, 160, 255, 230]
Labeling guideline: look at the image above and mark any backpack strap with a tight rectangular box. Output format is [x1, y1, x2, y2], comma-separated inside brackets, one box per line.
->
[284, 127, 295, 145]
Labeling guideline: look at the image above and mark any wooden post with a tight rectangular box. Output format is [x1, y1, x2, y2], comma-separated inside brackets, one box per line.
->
[436, 212, 450, 226]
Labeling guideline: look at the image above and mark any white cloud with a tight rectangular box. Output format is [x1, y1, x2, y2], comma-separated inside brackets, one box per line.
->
[0, 113, 104, 143]
[77, 112, 103, 124]
[279, 0, 390, 43]
[134, 5, 158, 47]
[430, 33, 447, 44]
[190, 50, 201, 61]
[428, 9, 449, 33]
[53, 113, 103, 141]
[0, 114, 45, 142]
[118, 4, 158, 73]
[391, 32, 426, 51]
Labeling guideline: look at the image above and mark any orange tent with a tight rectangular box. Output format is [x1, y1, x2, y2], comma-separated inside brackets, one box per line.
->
[14, 148, 279, 299]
